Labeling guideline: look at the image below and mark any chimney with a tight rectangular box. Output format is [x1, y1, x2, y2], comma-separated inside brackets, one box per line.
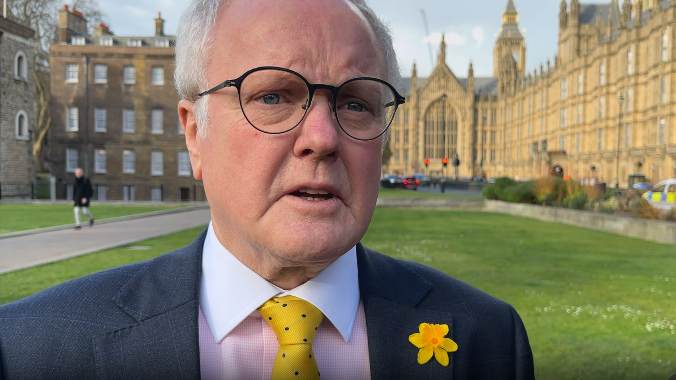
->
[57, 3, 89, 44]
[94, 22, 113, 36]
[155, 12, 165, 36]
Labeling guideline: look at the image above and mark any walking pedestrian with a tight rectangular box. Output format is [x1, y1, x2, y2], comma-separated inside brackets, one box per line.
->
[72, 168, 94, 229]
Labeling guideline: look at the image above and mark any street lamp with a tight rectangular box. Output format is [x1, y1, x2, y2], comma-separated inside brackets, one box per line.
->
[616, 93, 624, 189]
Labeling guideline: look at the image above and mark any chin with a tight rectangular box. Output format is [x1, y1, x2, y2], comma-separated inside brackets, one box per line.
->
[264, 223, 362, 265]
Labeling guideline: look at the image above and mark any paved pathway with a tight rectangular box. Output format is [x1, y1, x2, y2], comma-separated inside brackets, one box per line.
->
[0, 208, 212, 274]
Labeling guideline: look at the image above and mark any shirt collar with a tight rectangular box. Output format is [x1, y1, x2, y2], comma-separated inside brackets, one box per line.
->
[200, 222, 360, 343]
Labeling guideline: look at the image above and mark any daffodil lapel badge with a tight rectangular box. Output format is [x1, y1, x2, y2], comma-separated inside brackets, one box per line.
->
[409, 323, 458, 366]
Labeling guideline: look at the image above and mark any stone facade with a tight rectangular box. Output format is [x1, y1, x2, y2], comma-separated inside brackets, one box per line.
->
[386, 0, 676, 187]
[47, 7, 204, 201]
[0, 16, 35, 198]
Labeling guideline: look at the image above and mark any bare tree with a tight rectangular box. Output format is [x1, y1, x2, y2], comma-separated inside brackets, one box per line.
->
[6, 0, 105, 172]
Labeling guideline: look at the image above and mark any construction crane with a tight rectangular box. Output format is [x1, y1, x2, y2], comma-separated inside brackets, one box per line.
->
[420, 9, 434, 70]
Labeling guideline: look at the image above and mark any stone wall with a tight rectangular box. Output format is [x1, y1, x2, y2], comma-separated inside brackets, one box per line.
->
[0, 21, 36, 197]
[484, 200, 676, 245]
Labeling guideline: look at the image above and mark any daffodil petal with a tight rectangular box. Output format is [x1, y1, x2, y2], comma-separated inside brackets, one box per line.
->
[409, 333, 425, 348]
[434, 347, 449, 366]
[442, 337, 458, 353]
[418, 346, 434, 364]
[440, 324, 449, 337]
[419, 323, 428, 334]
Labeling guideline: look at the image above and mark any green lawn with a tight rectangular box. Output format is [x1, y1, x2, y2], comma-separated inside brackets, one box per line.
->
[378, 188, 483, 199]
[0, 204, 182, 234]
[1, 210, 675, 378]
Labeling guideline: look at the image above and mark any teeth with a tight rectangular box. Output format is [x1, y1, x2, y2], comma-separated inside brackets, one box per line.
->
[298, 188, 330, 195]
[301, 196, 325, 201]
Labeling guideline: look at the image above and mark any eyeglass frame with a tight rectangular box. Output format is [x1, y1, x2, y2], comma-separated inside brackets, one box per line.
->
[197, 66, 406, 141]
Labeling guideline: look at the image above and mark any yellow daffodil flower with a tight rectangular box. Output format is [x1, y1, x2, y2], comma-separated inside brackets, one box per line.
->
[408, 323, 458, 366]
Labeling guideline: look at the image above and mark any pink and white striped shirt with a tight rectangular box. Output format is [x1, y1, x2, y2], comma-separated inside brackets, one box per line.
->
[199, 223, 371, 379]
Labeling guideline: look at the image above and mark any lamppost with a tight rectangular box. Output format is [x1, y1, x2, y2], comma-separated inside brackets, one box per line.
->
[616, 93, 624, 189]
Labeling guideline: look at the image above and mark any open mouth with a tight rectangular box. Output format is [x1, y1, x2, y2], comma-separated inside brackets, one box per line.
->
[290, 187, 335, 201]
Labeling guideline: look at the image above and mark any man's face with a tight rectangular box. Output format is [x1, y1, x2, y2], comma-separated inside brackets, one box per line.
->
[75, 169, 83, 178]
[181, 0, 386, 267]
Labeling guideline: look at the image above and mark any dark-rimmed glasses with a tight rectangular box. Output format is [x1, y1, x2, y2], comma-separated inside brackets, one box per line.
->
[197, 66, 405, 141]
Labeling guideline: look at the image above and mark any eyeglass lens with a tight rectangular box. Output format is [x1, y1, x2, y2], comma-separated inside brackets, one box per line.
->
[238, 68, 397, 140]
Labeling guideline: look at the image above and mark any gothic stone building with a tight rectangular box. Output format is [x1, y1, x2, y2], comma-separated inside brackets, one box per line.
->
[48, 6, 203, 201]
[0, 16, 35, 198]
[386, 0, 676, 187]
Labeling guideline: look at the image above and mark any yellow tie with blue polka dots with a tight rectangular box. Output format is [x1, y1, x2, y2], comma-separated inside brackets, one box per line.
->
[258, 295, 323, 380]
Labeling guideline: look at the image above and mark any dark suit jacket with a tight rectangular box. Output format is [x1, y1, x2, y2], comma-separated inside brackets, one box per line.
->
[0, 229, 534, 379]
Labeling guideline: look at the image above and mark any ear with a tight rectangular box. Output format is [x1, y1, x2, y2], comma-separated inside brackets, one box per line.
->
[178, 99, 203, 180]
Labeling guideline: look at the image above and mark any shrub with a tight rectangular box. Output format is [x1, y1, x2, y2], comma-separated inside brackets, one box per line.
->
[502, 181, 536, 204]
[563, 191, 588, 210]
[482, 184, 498, 200]
[666, 207, 676, 222]
[595, 197, 619, 214]
[632, 198, 665, 220]
[492, 177, 517, 200]
[533, 176, 566, 205]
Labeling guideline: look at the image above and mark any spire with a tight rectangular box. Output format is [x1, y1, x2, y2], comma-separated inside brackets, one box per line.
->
[437, 33, 446, 66]
[502, 0, 519, 25]
[468, 60, 474, 77]
[412, 61, 417, 78]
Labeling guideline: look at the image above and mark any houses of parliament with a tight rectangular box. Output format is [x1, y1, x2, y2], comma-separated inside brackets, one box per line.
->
[386, 0, 676, 186]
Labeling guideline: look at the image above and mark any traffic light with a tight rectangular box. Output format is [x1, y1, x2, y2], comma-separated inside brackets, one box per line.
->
[424, 158, 430, 166]
[442, 157, 448, 167]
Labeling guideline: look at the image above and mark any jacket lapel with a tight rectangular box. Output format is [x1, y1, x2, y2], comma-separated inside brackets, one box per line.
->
[93, 229, 208, 380]
[357, 244, 454, 380]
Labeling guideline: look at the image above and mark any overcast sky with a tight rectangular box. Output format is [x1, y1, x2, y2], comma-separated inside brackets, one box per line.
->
[96, 0, 564, 78]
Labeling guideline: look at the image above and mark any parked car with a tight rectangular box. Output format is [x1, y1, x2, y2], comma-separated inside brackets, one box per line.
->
[631, 182, 652, 191]
[380, 175, 402, 189]
[413, 174, 430, 186]
[642, 179, 676, 210]
[402, 176, 419, 190]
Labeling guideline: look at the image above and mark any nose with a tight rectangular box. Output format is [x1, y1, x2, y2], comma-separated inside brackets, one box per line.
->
[292, 92, 340, 160]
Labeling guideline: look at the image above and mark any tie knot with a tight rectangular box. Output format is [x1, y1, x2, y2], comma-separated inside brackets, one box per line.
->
[258, 295, 323, 345]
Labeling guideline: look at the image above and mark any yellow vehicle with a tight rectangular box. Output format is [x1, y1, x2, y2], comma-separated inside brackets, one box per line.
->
[642, 179, 676, 210]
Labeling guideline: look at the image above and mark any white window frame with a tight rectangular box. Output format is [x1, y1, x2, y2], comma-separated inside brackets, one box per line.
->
[123, 150, 136, 174]
[94, 64, 107, 84]
[94, 108, 107, 132]
[71, 36, 85, 45]
[560, 108, 567, 127]
[560, 136, 566, 151]
[561, 78, 567, 99]
[576, 134, 581, 153]
[151, 150, 164, 175]
[66, 148, 78, 172]
[66, 106, 79, 131]
[659, 118, 666, 145]
[155, 38, 169, 47]
[97, 185, 107, 201]
[151, 66, 164, 85]
[123, 66, 136, 84]
[123, 109, 135, 133]
[661, 76, 667, 104]
[577, 104, 582, 124]
[600, 60, 606, 86]
[598, 130, 603, 151]
[128, 39, 142, 47]
[178, 151, 191, 176]
[124, 185, 135, 202]
[626, 88, 632, 112]
[14, 51, 27, 80]
[625, 124, 631, 148]
[578, 71, 583, 94]
[151, 109, 164, 134]
[15, 110, 29, 140]
[95, 149, 107, 173]
[100, 36, 113, 46]
[599, 96, 604, 119]
[65, 63, 78, 83]
[151, 187, 163, 202]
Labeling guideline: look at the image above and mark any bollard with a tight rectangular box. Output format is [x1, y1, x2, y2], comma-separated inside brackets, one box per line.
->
[50, 176, 56, 201]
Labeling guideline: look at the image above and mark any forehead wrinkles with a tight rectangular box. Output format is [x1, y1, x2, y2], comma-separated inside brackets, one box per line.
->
[210, 0, 385, 81]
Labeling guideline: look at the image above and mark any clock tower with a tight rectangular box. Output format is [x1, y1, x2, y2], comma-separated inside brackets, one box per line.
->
[493, 0, 526, 79]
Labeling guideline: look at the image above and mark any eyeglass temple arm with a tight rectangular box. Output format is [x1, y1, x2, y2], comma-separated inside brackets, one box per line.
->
[197, 80, 234, 97]
[385, 96, 406, 108]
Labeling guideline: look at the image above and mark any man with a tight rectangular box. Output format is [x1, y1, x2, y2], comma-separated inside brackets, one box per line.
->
[0, 0, 534, 378]
[72, 167, 95, 229]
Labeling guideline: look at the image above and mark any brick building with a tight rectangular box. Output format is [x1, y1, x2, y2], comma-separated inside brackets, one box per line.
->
[0, 16, 35, 198]
[47, 6, 203, 201]
[387, 0, 676, 187]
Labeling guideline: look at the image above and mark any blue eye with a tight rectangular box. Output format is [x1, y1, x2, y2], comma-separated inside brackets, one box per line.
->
[262, 94, 280, 104]
[346, 102, 364, 112]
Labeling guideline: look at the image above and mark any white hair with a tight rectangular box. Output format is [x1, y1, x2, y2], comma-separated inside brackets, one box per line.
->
[174, 0, 400, 145]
